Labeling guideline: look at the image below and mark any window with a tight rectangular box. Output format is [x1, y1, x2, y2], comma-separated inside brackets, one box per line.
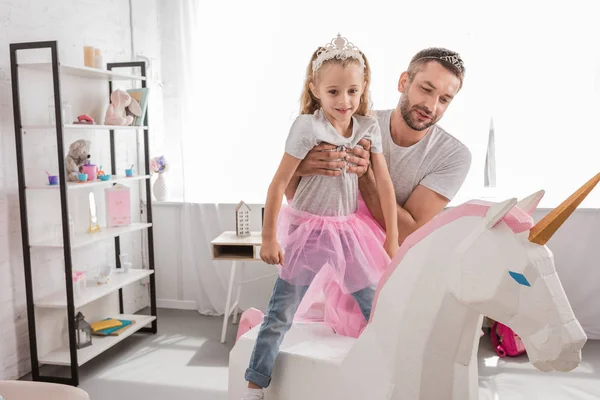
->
[178, 0, 600, 207]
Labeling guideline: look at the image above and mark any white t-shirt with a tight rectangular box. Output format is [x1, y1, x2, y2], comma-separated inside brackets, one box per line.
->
[285, 109, 382, 216]
[374, 109, 471, 206]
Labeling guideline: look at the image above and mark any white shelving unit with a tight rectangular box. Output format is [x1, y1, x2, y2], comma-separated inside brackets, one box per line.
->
[11, 41, 157, 386]
[36, 269, 155, 309]
[39, 314, 157, 366]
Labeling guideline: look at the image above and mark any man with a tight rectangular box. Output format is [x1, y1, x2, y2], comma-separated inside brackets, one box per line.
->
[286, 47, 471, 245]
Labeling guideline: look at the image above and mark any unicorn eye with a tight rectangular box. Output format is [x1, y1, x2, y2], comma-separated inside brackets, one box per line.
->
[509, 271, 531, 287]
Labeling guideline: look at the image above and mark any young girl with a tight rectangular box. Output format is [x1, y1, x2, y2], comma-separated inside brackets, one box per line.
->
[242, 34, 398, 400]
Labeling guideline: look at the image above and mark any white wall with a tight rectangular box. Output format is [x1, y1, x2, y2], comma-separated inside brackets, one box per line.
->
[0, 0, 162, 379]
[152, 203, 600, 341]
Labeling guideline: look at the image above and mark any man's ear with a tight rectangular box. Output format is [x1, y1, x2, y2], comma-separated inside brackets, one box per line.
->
[398, 71, 410, 93]
[309, 82, 320, 100]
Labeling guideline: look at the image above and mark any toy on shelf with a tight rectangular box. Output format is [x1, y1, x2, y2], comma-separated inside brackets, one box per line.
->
[97, 165, 111, 181]
[235, 201, 251, 237]
[125, 165, 135, 177]
[104, 89, 141, 126]
[81, 163, 98, 181]
[105, 184, 131, 227]
[72, 270, 86, 296]
[46, 171, 58, 185]
[86, 265, 112, 285]
[65, 139, 91, 182]
[73, 114, 95, 125]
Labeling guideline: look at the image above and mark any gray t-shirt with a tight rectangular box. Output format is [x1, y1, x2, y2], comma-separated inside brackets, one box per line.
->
[286, 109, 382, 217]
[374, 109, 471, 206]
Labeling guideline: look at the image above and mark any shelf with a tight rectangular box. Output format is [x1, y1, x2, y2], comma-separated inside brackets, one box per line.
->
[11, 43, 157, 385]
[19, 62, 146, 81]
[27, 175, 150, 191]
[39, 314, 156, 366]
[22, 124, 148, 132]
[36, 269, 154, 309]
[30, 223, 152, 249]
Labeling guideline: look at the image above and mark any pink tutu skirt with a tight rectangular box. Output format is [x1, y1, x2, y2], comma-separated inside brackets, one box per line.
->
[278, 199, 389, 337]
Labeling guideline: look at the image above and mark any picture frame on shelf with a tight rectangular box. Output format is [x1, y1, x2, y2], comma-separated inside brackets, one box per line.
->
[126, 88, 149, 127]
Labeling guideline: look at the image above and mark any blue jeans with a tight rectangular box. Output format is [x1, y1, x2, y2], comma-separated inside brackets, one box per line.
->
[245, 277, 375, 388]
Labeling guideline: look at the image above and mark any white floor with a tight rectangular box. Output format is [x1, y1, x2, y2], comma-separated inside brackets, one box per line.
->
[478, 337, 600, 399]
[23, 309, 600, 399]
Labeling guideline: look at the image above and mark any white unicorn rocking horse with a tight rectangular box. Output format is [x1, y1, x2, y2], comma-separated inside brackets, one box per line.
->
[229, 173, 600, 400]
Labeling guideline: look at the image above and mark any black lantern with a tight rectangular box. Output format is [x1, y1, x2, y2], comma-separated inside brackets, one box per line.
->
[75, 312, 92, 349]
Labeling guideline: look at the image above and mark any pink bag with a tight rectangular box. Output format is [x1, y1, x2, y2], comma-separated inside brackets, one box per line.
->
[490, 321, 526, 357]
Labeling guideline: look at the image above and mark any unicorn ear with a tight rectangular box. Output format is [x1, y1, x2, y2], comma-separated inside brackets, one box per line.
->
[516, 190, 545, 215]
[484, 198, 518, 229]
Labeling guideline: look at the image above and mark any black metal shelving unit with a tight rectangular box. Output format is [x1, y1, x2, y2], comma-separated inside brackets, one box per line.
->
[9, 40, 157, 386]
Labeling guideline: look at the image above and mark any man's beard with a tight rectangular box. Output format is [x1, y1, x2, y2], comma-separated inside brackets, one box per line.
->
[399, 95, 436, 131]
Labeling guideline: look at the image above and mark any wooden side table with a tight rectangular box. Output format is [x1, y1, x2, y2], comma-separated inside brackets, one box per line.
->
[211, 231, 276, 343]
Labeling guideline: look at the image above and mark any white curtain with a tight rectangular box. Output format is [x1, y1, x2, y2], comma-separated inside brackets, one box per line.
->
[159, 1, 230, 315]
[180, 203, 228, 315]
[158, 0, 201, 202]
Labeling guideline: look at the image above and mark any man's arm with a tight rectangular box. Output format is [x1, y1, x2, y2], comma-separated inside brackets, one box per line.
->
[358, 169, 450, 245]
[284, 138, 373, 200]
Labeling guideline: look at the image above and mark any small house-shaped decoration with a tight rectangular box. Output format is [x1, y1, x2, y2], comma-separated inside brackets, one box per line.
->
[236, 201, 251, 237]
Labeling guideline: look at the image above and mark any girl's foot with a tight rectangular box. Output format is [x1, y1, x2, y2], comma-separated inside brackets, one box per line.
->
[242, 387, 264, 400]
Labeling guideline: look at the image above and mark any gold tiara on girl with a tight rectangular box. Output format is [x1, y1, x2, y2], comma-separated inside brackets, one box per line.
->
[312, 33, 366, 73]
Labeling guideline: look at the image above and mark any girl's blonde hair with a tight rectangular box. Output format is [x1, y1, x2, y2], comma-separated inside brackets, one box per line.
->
[300, 47, 372, 116]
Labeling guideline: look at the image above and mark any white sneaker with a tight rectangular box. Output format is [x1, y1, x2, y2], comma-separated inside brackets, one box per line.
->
[242, 388, 264, 400]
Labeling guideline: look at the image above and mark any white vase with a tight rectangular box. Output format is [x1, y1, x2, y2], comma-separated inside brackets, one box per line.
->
[153, 173, 168, 201]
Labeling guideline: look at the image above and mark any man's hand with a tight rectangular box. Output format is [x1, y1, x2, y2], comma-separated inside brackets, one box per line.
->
[346, 138, 371, 178]
[295, 143, 347, 177]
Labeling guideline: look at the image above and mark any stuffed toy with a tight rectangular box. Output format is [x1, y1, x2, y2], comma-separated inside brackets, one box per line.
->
[65, 139, 91, 182]
[104, 89, 141, 126]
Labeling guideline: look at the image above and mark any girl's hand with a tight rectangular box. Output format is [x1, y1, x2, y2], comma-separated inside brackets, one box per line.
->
[260, 238, 284, 265]
[384, 237, 398, 259]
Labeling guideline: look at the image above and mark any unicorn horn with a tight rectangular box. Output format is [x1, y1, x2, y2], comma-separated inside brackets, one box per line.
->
[529, 172, 600, 245]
